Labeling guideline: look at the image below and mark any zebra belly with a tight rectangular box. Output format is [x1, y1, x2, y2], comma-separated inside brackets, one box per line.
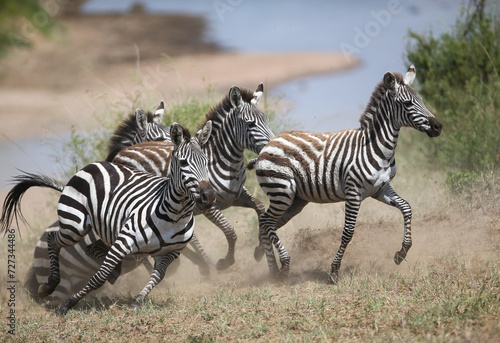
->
[125, 215, 195, 256]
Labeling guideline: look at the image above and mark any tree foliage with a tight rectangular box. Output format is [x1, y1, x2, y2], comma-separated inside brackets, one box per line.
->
[0, 0, 58, 57]
[405, 0, 500, 171]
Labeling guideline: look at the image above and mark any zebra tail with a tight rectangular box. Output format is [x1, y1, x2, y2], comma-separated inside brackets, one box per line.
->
[246, 158, 257, 170]
[0, 171, 65, 235]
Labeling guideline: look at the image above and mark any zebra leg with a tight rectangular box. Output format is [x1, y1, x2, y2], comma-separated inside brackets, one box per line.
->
[259, 210, 293, 279]
[203, 208, 238, 270]
[139, 256, 154, 274]
[84, 239, 123, 285]
[132, 251, 180, 309]
[234, 186, 266, 217]
[180, 246, 211, 277]
[254, 197, 308, 262]
[37, 230, 62, 298]
[372, 184, 412, 265]
[187, 233, 214, 268]
[330, 194, 361, 284]
[54, 242, 131, 315]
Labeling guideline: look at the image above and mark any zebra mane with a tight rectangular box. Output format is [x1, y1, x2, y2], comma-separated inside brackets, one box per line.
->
[178, 124, 192, 141]
[200, 87, 255, 132]
[359, 72, 404, 130]
[106, 111, 156, 162]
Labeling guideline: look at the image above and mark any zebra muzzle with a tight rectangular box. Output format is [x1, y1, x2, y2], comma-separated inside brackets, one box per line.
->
[195, 181, 215, 210]
[426, 117, 442, 138]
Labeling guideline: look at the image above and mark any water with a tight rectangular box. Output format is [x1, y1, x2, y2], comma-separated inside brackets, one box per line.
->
[1, 0, 463, 189]
[83, 0, 462, 131]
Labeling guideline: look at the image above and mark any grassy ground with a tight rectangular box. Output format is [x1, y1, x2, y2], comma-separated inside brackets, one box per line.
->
[1, 129, 499, 342]
[1, 175, 499, 342]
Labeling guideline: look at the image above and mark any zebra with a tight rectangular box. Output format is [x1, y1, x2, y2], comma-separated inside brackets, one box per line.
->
[109, 84, 275, 270]
[252, 66, 442, 282]
[21, 102, 209, 304]
[1, 122, 215, 315]
[105, 100, 170, 161]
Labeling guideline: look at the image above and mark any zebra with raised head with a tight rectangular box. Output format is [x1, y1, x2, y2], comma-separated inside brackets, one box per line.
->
[252, 66, 442, 282]
[1, 122, 215, 314]
[111, 84, 275, 270]
[21, 102, 209, 304]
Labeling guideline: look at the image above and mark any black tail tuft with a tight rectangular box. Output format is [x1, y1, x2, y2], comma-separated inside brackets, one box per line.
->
[0, 171, 65, 235]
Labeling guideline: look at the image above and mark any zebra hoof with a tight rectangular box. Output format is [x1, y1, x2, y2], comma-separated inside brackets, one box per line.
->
[216, 257, 235, 270]
[131, 301, 141, 312]
[52, 305, 70, 316]
[199, 264, 211, 277]
[37, 282, 56, 298]
[328, 271, 339, 285]
[254, 245, 265, 262]
[394, 250, 406, 265]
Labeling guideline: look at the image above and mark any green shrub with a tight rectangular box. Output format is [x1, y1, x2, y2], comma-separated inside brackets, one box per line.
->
[404, 0, 500, 172]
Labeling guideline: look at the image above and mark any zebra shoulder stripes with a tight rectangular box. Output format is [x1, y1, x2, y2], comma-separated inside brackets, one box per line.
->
[113, 84, 275, 270]
[253, 66, 442, 282]
[1, 122, 215, 315]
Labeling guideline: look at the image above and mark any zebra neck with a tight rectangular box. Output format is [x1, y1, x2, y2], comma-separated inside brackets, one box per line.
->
[207, 117, 245, 167]
[360, 102, 400, 162]
[158, 181, 195, 221]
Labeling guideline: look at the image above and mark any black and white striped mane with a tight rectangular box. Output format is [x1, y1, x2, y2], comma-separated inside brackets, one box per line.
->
[201, 87, 255, 132]
[359, 72, 404, 130]
[106, 111, 161, 162]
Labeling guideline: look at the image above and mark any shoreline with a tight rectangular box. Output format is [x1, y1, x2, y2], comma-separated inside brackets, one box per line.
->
[0, 51, 359, 142]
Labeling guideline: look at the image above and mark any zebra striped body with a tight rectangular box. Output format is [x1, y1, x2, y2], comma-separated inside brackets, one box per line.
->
[113, 85, 274, 269]
[16, 122, 214, 314]
[254, 66, 442, 281]
[22, 103, 208, 304]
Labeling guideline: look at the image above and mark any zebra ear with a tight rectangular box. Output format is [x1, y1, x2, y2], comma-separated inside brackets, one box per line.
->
[152, 100, 164, 124]
[229, 86, 243, 108]
[136, 108, 148, 133]
[197, 120, 212, 145]
[404, 65, 416, 85]
[170, 122, 183, 146]
[383, 72, 396, 91]
[251, 82, 264, 105]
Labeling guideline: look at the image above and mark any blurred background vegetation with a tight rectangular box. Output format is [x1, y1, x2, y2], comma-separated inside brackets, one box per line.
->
[404, 0, 499, 194]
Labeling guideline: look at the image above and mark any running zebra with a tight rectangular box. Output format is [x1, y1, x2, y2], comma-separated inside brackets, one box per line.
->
[111, 84, 274, 270]
[1, 122, 215, 315]
[253, 66, 442, 282]
[22, 102, 209, 304]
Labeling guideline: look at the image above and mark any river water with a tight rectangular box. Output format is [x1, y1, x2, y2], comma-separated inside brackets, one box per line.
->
[1, 0, 463, 189]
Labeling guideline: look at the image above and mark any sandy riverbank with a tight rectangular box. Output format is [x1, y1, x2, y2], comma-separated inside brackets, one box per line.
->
[0, 13, 359, 142]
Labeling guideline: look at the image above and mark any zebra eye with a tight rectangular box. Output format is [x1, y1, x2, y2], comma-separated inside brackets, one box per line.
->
[179, 160, 189, 167]
[246, 121, 257, 128]
[403, 100, 413, 106]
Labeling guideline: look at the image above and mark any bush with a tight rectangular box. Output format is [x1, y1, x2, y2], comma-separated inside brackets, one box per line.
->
[404, 0, 500, 172]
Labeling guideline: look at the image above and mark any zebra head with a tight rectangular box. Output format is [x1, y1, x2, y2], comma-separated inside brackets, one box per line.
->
[135, 100, 171, 142]
[106, 101, 171, 161]
[385, 65, 442, 138]
[229, 84, 275, 154]
[170, 121, 215, 210]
